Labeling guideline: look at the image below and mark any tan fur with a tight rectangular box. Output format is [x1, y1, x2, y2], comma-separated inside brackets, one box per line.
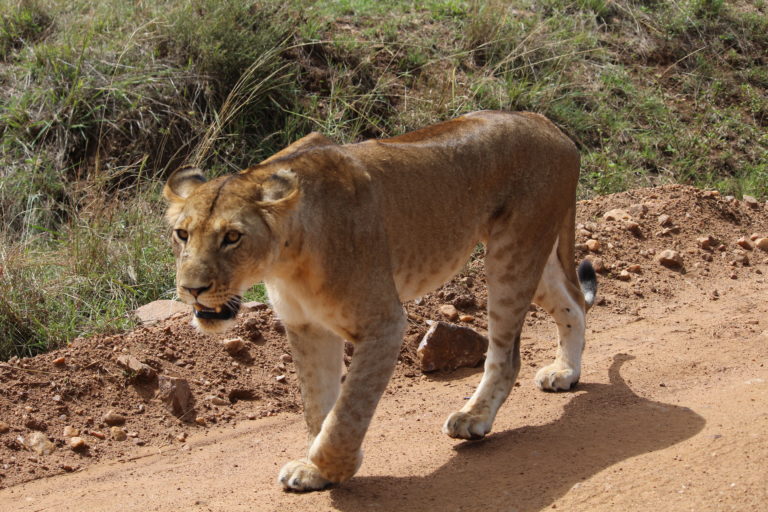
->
[163, 111, 591, 492]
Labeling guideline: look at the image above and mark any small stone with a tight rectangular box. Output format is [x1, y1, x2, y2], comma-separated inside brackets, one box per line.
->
[222, 337, 245, 355]
[52, 357, 66, 366]
[617, 270, 631, 281]
[626, 264, 642, 274]
[417, 321, 488, 372]
[743, 195, 759, 208]
[657, 249, 683, 269]
[0, 421, 9, 433]
[279, 353, 293, 364]
[750, 233, 760, 241]
[697, 236, 716, 250]
[438, 304, 459, 321]
[590, 257, 607, 273]
[577, 228, 592, 237]
[110, 426, 128, 441]
[116, 354, 156, 381]
[103, 410, 126, 426]
[90, 430, 106, 440]
[156, 375, 195, 421]
[586, 239, 601, 252]
[755, 238, 768, 251]
[63, 426, 79, 437]
[628, 204, 648, 218]
[134, 300, 189, 325]
[701, 190, 720, 199]
[624, 221, 642, 236]
[195, 417, 207, 426]
[208, 396, 230, 406]
[603, 209, 631, 221]
[275, 375, 287, 383]
[736, 237, 754, 250]
[459, 314, 475, 323]
[69, 437, 87, 451]
[657, 214, 671, 226]
[26, 432, 55, 455]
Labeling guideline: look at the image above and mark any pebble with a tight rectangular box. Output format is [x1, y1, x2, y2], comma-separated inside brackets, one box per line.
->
[195, 417, 207, 426]
[103, 410, 126, 426]
[586, 239, 601, 252]
[657, 249, 683, 269]
[750, 233, 760, 241]
[52, 357, 66, 366]
[459, 314, 475, 323]
[438, 304, 459, 321]
[222, 337, 245, 355]
[697, 236, 716, 250]
[26, 432, 55, 455]
[110, 426, 127, 441]
[208, 396, 230, 406]
[624, 221, 642, 236]
[90, 430, 106, 440]
[626, 264, 642, 274]
[657, 214, 671, 226]
[0, 422, 9, 433]
[176, 432, 187, 442]
[590, 257, 607, 273]
[69, 437, 87, 451]
[63, 425, 79, 437]
[279, 353, 293, 364]
[417, 321, 488, 372]
[755, 238, 768, 251]
[603, 209, 631, 221]
[736, 237, 754, 250]
[743, 195, 759, 208]
[628, 203, 648, 218]
[116, 354, 156, 381]
[156, 375, 195, 421]
[275, 375, 287, 383]
[617, 270, 631, 281]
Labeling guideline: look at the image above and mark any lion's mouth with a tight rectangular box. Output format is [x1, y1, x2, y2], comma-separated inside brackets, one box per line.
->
[192, 297, 241, 321]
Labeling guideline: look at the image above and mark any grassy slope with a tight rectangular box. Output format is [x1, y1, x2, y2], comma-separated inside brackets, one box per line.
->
[0, 0, 766, 358]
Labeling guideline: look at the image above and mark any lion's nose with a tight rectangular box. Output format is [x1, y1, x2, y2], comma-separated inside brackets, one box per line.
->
[183, 284, 211, 298]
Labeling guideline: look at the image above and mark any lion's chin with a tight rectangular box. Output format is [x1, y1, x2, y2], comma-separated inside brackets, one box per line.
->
[192, 315, 237, 334]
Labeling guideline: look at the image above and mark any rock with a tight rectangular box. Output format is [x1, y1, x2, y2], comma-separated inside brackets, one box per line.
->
[586, 239, 601, 252]
[736, 237, 754, 250]
[657, 214, 672, 226]
[459, 314, 475, 323]
[438, 304, 459, 321]
[90, 430, 106, 440]
[624, 221, 642, 236]
[243, 318, 264, 343]
[743, 195, 759, 208]
[657, 249, 683, 269]
[242, 301, 268, 311]
[0, 421, 9, 433]
[110, 427, 127, 441]
[24, 417, 47, 432]
[279, 353, 293, 364]
[701, 190, 720, 199]
[156, 375, 195, 421]
[617, 270, 631, 281]
[590, 257, 607, 273]
[452, 294, 476, 309]
[116, 354, 156, 381]
[756, 238, 768, 251]
[275, 375, 287, 383]
[626, 264, 642, 274]
[628, 203, 648, 218]
[417, 321, 488, 372]
[62, 425, 79, 437]
[697, 236, 717, 250]
[134, 300, 189, 325]
[222, 337, 245, 355]
[207, 396, 230, 406]
[103, 410, 126, 426]
[52, 357, 66, 366]
[603, 209, 631, 221]
[69, 437, 87, 451]
[25, 432, 55, 455]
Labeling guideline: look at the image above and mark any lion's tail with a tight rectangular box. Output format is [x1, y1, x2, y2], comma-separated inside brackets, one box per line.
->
[577, 259, 597, 311]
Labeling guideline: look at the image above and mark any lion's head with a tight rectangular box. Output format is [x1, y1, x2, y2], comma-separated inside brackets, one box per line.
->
[163, 165, 299, 332]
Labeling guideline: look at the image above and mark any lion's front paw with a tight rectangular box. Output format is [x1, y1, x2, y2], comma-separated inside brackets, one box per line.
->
[442, 411, 491, 440]
[535, 364, 579, 391]
[308, 440, 363, 483]
[278, 459, 332, 492]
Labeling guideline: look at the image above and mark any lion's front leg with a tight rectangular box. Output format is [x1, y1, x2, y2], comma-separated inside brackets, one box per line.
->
[278, 324, 343, 492]
[285, 312, 405, 490]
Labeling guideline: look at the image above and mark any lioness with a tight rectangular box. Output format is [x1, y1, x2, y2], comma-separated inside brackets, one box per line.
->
[163, 111, 596, 492]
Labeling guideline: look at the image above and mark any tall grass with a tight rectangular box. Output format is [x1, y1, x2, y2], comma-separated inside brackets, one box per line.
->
[0, 0, 766, 359]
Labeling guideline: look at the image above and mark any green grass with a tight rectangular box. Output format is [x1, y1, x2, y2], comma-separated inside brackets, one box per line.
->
[1, 0, 767, 358]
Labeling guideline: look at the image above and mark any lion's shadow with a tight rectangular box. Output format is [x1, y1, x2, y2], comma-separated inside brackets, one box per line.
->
[329, 353, 705, 512]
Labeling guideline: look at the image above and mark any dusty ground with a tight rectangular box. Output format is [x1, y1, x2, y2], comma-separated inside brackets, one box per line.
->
[1, 185, 767, 511]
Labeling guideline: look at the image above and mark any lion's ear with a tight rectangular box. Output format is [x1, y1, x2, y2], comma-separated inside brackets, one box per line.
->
[259, 168, 299, 205]
[163, 166, 207, 202]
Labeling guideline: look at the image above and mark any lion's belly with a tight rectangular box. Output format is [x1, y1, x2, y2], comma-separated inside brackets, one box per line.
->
[392, 240, 480, 302]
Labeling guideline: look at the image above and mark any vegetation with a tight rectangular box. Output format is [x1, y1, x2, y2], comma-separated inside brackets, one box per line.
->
[1, 0, 766, 358]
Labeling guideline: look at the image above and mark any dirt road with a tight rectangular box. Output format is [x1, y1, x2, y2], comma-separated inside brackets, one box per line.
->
[3, 269, 767, 511]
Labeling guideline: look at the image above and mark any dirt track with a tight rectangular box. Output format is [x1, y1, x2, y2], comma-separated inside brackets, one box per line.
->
[1, 186, 768, 511]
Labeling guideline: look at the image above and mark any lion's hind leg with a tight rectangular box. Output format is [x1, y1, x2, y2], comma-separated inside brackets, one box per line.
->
[443, 220, 555, 440]
[533, 246, 591, 391]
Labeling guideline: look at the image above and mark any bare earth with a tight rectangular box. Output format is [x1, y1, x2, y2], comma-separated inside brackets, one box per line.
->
[1, 185, 767, 511]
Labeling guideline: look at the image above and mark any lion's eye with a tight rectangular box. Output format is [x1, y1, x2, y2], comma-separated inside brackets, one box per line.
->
[175, 229, 189, 242]
[223, 230, 241, 246]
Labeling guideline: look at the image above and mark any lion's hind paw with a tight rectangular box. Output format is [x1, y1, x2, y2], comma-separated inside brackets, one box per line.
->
[442, 411, 491, 440]
[278, 459, 332, 492]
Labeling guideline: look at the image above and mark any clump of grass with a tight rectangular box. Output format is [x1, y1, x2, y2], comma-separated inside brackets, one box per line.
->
[0, 0, 52, 60]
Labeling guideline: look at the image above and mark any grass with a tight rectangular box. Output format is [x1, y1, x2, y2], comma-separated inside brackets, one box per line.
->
[0, 0, 766, 359]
